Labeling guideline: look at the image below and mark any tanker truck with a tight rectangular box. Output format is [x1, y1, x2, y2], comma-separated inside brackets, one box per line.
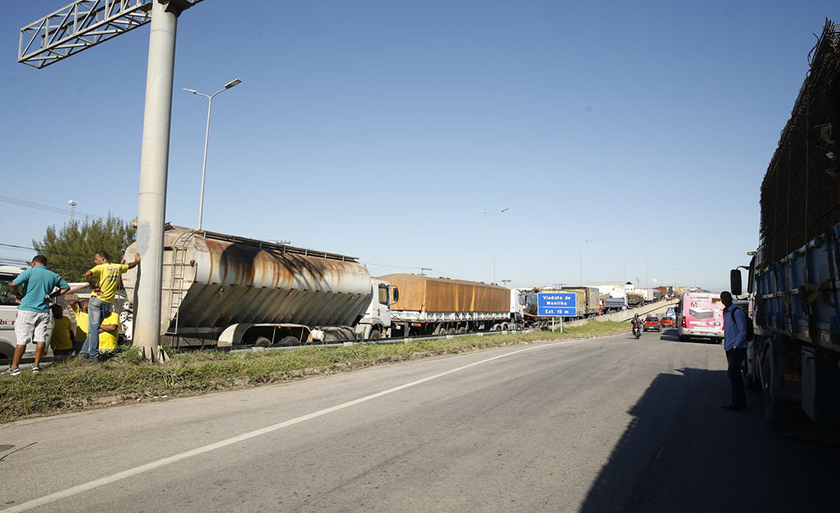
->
[730, 20, 840, 428]
[120, 226, 390, 348]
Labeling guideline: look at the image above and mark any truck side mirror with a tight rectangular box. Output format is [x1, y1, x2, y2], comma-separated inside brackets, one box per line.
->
[730, 269, 742, 296]
[392, 287, 399, 303]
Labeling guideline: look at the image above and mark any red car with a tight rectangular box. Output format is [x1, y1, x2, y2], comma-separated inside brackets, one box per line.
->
[643, 315, 661, 332]
[661, 316, 675, 328]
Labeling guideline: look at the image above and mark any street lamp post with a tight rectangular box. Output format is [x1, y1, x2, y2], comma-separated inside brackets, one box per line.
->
[184, 78, 242, 231]
[479, 208, 509, 284]
[672, 267, 680, 287]
[575, 239, 591, 286]
[620, 251, 630, 282]
[643, 258, 653, 288]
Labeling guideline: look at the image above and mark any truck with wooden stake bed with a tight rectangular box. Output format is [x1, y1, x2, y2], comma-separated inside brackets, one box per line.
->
[730, 20, 840, 428]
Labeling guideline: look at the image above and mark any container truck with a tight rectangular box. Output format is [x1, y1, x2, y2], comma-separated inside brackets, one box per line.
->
[730, 20, 840, 427]
[379, 274, 513, 336]
[121, 226, 390, 347]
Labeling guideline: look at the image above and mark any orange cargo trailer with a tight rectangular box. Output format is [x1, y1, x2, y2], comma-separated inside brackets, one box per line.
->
[378, 274, 515, 337]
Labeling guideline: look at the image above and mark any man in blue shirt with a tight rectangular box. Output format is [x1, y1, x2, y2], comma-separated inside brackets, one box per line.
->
[8, 255, 70, 376]
[720, 291, 748, 411]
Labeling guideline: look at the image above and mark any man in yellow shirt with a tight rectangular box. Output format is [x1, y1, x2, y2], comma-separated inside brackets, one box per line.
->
[50, 304, 75, 357]
[97, 312, 121, 361]
[81, 250, 139, 359]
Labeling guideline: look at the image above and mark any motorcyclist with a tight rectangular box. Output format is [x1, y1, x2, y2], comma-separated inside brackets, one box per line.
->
[631, 313, 643, 334]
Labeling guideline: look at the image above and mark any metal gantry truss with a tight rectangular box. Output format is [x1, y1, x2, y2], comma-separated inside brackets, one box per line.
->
[18, 0, 201, 69]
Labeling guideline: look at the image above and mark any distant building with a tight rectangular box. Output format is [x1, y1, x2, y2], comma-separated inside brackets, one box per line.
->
[590, 282, 635, 296]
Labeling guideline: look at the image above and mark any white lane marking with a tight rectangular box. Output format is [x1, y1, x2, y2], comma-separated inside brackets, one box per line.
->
[2, 339, 575, 512]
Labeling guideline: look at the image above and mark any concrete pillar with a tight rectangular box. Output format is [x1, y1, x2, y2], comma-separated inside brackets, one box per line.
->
[133, 0, 184, 362]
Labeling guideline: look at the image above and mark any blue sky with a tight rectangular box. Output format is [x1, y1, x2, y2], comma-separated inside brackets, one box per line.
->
[1, 0, 836, 291]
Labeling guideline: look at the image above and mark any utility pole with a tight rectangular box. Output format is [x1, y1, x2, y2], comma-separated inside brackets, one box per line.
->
[620, 251, 630, 282]
[19, 0, 204, 362]
[479, 208, 509, 284]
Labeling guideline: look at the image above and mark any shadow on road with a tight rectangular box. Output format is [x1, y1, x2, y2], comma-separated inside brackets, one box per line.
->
[579, 367, 840, 513]
[657, 328, 720, 345]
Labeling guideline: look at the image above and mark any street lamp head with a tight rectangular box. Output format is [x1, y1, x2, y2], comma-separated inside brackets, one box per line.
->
[224, 78, 242, 89]
[183, 88, 198, 94]
[500, 208, 509, 213]
[479, 209, 487, 214]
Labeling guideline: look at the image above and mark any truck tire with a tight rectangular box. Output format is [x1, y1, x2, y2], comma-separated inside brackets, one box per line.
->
[761, 337, 789, 430]
[279, 336, 300, 346]
[368, 329, 381, 341]
[254, 336, 273, 347]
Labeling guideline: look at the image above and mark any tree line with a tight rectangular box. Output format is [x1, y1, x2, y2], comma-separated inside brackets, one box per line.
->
[32, 216, 136, 282]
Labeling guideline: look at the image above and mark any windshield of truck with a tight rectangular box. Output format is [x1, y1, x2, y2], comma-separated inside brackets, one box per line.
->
[378, 284, 389, 305]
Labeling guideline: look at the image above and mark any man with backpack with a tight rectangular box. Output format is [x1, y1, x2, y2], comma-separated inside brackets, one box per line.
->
[720, 291, 749, 411]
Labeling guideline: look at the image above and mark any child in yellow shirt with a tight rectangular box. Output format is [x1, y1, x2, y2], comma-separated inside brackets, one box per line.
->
[50, 304, 75, 357]
[72, 300, 89, 356]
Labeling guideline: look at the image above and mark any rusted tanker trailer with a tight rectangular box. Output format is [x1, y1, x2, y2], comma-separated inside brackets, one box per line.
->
[121, 226, 388, 347]
[379, 274, 513, 336]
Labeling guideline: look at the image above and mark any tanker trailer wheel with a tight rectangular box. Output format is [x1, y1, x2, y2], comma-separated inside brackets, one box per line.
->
[279, 336, 300, 346]
[456, 327, 467, 335]
[254, 336, 273, 348]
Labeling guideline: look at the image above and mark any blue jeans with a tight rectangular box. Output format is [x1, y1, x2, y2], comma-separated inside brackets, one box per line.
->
[726, 348, 747, 407]
[82, 297, 112, 358]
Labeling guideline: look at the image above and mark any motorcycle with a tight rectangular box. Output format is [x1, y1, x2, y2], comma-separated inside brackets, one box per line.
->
[632, 323, 641, 339]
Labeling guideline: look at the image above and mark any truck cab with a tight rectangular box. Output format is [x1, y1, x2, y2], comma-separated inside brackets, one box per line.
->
[356, 279, 392, 340]
[0, 265, 57, 362]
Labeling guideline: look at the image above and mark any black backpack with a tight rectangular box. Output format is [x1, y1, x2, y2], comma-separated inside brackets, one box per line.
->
[728, 306, 754, 342]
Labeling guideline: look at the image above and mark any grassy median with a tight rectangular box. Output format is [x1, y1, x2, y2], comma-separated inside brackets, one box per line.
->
[0, 321, 629, 422]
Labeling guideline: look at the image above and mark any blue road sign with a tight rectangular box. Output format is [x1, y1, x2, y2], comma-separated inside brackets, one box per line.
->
[537, 292, 577, 317]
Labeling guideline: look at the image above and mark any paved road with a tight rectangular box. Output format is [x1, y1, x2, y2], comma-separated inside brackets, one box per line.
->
[1, 330, 838, 512]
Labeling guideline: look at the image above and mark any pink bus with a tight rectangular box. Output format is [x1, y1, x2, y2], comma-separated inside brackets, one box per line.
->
[676, 292, 724, 343]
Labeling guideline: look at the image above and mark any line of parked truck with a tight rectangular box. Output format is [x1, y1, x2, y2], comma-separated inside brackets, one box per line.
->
[0, 224, 671, 358]
[114, 225, 671, 348]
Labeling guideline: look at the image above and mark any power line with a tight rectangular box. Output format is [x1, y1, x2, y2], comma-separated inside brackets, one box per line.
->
[0, 195, 107, 221]
[0, 243, 36, 251]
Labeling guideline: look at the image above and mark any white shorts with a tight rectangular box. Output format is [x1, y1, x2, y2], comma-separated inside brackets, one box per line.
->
[15, 310, 51, 345]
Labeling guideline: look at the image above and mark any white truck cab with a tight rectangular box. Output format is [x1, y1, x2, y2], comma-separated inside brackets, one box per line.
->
[356, 279, 392, 340]
[0, 265, 57, 361]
